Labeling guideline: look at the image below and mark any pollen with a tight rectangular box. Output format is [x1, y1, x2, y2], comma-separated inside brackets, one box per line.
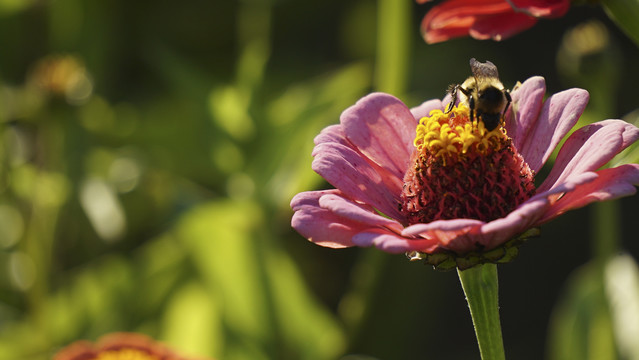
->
[401, 104, 536, 229]
[414, 105, 505, 159]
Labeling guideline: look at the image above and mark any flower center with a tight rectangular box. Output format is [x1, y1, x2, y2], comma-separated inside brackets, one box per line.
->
[95, 349, 160, 360]
[400, 105, 536, 225]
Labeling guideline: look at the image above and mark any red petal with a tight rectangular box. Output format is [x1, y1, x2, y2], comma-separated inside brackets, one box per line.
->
[469, 11, 537, 41]
[421, 0, 529, 43]
[509, 0, 570, 18]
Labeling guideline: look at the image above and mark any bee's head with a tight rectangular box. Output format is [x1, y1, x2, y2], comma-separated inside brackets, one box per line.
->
[478, 112, 501, 131]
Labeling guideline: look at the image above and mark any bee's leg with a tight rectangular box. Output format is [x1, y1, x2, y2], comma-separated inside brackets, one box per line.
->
[500, 90, 512, 128]
[468, 95, 475, 124]
[456, 85, 474, 121]
[503, 90, 512, 117]
[446, 84, 459, 113]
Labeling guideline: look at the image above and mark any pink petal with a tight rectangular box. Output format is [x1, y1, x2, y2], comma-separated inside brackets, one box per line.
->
[410, 99, 445, 120]
[538, 164, 639, 224]
[519, 88, 590, 173]
[318, 193, 404, 233]
[313, 125, 406, 198]
[442, 92, 453, 107]
[313, 124, 348, 148]
[532, 171, 599, 203]
[478, 197, 551, 249]
[472, 172, 597, 249]
[368, 171, 600, 254]
[402, 219, 484, 237]
[352, 229, 439, 254]
[312, 136, 404, 220]
[402, 219, 485, 253]
[505, 76, 546, 151]
[291, 190, 361, 248]
[538, 120, 639, 193]
[341, 93, 417, 180]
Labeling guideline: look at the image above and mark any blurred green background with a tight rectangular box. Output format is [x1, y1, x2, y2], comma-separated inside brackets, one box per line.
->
[1, 0, 639, 359]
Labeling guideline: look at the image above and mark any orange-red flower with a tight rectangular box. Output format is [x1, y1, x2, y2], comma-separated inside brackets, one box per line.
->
[418, 0, 571, 43]
[53, 332, 206, 360]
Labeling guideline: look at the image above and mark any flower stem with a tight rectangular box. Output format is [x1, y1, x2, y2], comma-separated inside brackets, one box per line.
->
[376, 0, 410, 96]
[457, 264, 506, 360]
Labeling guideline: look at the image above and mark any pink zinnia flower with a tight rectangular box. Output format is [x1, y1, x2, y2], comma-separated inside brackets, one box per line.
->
[291, 76, 639, 268]
[418, 0, 571, 43]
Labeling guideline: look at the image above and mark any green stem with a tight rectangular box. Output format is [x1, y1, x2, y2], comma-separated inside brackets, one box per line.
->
[376, 0, 410, 96]
[592, 200, 619, 263]
[457, 264, 506, 360]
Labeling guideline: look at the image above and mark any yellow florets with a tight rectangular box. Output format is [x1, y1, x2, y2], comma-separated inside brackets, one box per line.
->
[414, 104, 505, 159]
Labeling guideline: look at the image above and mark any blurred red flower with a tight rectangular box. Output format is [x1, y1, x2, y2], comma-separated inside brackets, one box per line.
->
[53, 332, 208, 360]
[418, 0, 571, 43]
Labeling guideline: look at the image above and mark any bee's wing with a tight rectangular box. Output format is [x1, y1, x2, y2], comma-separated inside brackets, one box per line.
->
[469, 58, 499, 80]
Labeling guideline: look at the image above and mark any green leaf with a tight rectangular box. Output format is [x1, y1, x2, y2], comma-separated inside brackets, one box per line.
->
[265, 248, 345, 360]
[602, 0, 639, 47]
[258, 62, 372, 206]
[161, 281, 222, 358]
[175, 201, 270, 355]
[547, 261, 617, 360]
[603, 254, 639, 359]
[0, 0, 35, 16]
[175, 199, 344, 359]
[209, 85, 255, 141]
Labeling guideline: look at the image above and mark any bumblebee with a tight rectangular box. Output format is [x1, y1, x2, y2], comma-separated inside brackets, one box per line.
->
[446, 58, 511, 131]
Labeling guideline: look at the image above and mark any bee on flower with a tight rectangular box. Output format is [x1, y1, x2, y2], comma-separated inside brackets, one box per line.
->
[291, 66, 639, 269]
